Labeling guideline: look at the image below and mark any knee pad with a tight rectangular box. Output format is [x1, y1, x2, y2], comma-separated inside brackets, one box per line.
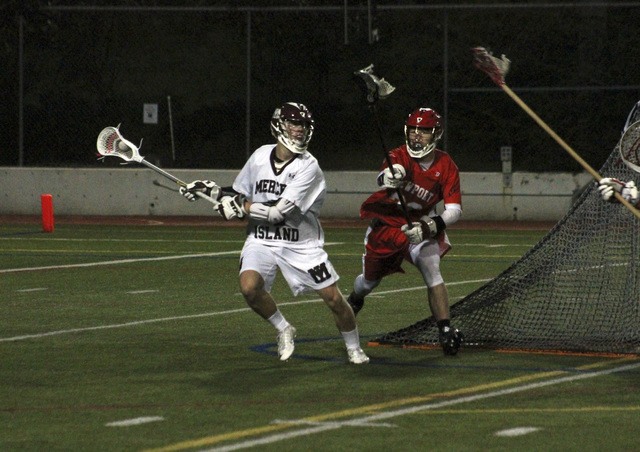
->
[354, 274, 380, 295]
[415, 252, 443, 287]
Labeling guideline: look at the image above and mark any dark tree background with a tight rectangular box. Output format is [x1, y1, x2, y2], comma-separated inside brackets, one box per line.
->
[2, 1, 639, 172]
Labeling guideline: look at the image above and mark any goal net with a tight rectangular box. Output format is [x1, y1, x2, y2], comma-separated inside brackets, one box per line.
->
[370, 147, 640, 355]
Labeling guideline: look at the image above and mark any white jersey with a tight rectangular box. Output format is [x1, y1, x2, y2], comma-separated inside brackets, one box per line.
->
[232, 144, 327, 249]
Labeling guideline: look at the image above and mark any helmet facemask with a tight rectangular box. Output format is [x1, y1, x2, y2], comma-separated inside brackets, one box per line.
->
[270, 102, 315, 154]
[405, 126, 443, 158]
[404, 108, 443, 158]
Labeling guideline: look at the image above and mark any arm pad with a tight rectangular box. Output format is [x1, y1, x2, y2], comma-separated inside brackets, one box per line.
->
[249, 198, 295, 224]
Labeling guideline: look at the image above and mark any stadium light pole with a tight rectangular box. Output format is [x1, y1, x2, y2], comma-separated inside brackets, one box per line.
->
[18, 14, 24, 166]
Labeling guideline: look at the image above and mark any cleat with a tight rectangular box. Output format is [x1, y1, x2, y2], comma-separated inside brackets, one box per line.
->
[347, 347, 370, 364]
[439, 326, 463, 356]
[347, 292, 365, 316]
[277, 325, 296, 361]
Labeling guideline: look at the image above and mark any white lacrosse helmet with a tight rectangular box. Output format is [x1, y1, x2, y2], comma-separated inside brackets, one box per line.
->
[270, 102, 315, 154]
[404, 107, 443, 158]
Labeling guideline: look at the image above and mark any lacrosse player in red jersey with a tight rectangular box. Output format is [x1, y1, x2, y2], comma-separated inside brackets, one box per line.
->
[180, 102, 369, 364]
[346, 107, 464, 355]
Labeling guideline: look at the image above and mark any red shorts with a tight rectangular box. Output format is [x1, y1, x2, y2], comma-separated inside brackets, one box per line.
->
[362, 224, 452, 281]
[363, 225, 412, 280]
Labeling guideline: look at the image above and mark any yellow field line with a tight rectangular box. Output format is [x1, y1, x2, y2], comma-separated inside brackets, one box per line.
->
[144, 357, 635, 452]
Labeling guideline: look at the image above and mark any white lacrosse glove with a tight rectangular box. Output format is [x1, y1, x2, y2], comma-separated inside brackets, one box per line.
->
[400, 222, 424, 244]
[179, 180, 220, 202]
[400, 215, 445, 244]
[381, 164, 406, 189]
[622, 181, 639, 204]
[598, 178, 639, 204]
[217, 194, 247, 220]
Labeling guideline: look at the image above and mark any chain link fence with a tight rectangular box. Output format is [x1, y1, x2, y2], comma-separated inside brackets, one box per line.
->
[2, 2, 640, 172]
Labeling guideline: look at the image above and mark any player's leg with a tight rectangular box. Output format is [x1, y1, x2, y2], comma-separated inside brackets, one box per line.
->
[277, 247, 369, 363]
[239, 269, 277, 318]
[239, 243, 296, 361]
[316, 283, 355, 331]
[348, 226, 406, 315]
[316, 283, 369, 364]
[348, 273, 380, 315]
[412, 241, 463, 355]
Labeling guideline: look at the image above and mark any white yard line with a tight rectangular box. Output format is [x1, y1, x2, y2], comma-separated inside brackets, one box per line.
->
[0, 280, 489, 343]
[198, 361, 640, 452]
[105, 416, 165, 427]
[0, 250, 240, 274]
[494, 427, 541, 437]
[2, 244, 489, 343]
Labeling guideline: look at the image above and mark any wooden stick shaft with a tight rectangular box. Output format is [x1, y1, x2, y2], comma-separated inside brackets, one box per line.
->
[501, 84, 640, 219]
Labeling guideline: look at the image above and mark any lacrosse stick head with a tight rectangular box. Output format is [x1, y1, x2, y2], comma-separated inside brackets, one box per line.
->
[96, 126, 144, 163]
[472, 47, 511, 86]
[353, 64, 396, 103]
[623, 101, 640, 133]
[617, 119, 640, 174]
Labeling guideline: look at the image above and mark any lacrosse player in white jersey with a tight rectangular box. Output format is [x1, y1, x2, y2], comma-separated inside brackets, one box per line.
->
[598, 100, 640, 207]
[179, 102, 369, 364]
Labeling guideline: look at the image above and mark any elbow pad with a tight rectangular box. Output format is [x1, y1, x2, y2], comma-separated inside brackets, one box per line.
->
[440, 204, 462, 226]
[249, 198, 295, 224]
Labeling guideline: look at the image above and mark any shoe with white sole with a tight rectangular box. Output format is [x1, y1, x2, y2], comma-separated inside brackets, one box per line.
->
[347, 347, 370, 364]
[277, 325, 296, 361]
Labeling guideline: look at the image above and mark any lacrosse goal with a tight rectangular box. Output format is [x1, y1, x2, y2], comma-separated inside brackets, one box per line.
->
[370, 146, 640, 355]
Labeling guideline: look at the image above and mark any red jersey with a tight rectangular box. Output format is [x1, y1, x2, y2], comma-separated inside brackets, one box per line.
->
[360, 145, 461, 227]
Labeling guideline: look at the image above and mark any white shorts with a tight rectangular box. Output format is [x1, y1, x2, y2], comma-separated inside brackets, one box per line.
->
[240, 241, 340, 296]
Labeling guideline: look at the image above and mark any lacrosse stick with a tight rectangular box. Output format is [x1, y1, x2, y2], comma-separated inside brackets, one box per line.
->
[354, 64, 412, 224]
[623, 101, 640, 133]
[152, 179, 180, 193]
[96, 126, 219, 205]
[472, 47, 640, 219]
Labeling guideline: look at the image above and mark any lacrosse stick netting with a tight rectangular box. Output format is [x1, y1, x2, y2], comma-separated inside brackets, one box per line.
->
[97, 126, 141, 163]
[96, 126, 220, 205]
[353, 64, 396, 102]
[471, 47, 510, 86]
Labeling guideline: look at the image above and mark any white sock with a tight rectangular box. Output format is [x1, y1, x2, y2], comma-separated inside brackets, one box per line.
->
[267, 310, 290, 332]
[341, 328, 361, 350]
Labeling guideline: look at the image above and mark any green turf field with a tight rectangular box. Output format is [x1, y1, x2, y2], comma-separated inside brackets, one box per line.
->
[1, 222, 638, 451]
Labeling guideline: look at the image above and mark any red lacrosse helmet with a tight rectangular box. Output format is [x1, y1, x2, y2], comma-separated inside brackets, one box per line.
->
[404, 108, 443, 158]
